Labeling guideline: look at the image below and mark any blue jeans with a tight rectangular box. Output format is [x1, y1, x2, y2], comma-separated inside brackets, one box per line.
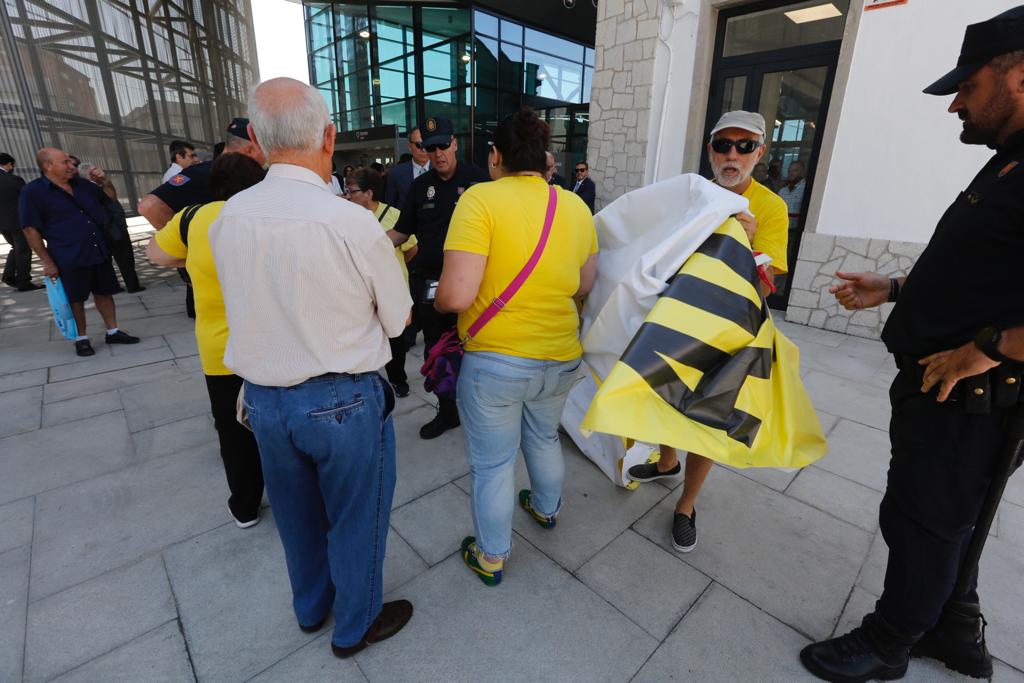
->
[457, 351, 582, 558]
[243, 372, 396, 648]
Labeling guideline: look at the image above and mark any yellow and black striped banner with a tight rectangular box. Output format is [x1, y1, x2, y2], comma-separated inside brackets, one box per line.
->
[581, 217, 827, 469]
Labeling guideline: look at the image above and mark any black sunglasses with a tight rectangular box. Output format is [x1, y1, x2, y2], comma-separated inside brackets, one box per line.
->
[575, 167, 587, 173]
[710, 138, 762, 155]
[423, 141, 452, 153]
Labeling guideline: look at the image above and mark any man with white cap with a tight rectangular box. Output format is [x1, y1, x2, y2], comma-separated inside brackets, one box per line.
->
[626, 110, 789, 553]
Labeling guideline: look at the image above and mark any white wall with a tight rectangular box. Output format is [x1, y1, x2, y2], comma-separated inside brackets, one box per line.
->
[814, 0, 1016, 243]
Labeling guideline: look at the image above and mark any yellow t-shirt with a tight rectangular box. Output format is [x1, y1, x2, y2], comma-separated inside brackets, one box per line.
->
[155, 202, 232, 375]
[444, 175, 598, 361]
[373, 202, 417, 283]
[742, 179, 790, 273]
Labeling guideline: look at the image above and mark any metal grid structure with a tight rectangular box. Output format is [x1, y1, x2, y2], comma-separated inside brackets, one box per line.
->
[0, 0, 258, 212]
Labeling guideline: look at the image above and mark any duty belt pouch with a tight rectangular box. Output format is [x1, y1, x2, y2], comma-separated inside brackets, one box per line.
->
[964, 374, 992, 414]
[993, 363, 1023, 408]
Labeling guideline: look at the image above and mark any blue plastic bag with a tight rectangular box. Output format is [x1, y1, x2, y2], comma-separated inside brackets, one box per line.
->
[44, 277, 79, 340]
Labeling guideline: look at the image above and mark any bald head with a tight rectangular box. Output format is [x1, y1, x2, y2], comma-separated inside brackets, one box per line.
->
[248, 77, 332, 155]
[36, 147, 75, 184]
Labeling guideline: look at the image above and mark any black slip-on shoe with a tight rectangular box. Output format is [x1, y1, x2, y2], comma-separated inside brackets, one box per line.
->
[105, 330, 140, 344]
[627, 460, 682, 482]
[75, 339, 95, 357]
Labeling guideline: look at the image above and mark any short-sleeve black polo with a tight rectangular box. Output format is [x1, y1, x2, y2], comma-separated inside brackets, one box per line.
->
[394, 161, 489, 277]
[150, 160, 213, 213]
[882, 128, 1024, 356]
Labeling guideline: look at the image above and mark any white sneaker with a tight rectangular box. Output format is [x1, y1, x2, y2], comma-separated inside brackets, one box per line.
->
[230, 506, 260, 529]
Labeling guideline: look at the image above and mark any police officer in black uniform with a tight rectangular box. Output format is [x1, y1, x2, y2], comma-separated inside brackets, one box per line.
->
[389, 117, 489, 439]
[801, 7, 1024, 682]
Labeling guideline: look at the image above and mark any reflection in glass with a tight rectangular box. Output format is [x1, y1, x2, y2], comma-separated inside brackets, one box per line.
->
[724, 0, 850, 57]
[422, 7, 470, 48]
[524, 28, 584, 63]
[500, 19, 522, 45]
[474, 10, 499, 38]
[333, 4, 369, 40]
[720, 75, 747, 114]
[475, 37, 498, 90]
[499, 43, 523, 94]
[524, 50, 583, 103]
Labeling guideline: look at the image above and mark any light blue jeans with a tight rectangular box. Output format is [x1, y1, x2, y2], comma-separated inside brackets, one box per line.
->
[457, 351, 582, 558]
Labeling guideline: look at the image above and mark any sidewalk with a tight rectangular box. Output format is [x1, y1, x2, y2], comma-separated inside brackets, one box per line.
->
[1, 238, 1022, 682]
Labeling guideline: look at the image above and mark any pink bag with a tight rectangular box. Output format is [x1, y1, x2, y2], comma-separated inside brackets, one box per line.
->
[421, 185, 559, 399]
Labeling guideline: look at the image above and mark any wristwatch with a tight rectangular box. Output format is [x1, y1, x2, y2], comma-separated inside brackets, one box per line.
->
[974, 326, 1012, 363]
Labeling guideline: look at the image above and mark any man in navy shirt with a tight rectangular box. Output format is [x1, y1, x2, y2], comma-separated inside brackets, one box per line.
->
[20, 147, 140, 356]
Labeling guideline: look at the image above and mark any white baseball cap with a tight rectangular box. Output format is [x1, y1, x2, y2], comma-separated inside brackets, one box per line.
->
[710, 111, 766, 138]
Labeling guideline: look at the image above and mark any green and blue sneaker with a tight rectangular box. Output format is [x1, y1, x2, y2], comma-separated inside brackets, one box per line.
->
[461, 536, 503, 586]
[519, 489, 557, 529]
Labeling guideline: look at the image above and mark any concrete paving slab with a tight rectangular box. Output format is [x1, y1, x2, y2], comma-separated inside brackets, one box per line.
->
[803, 371, 892, 431]
[777, 318, 846, 348]
[0, 496, 34, 555]
[0, 321, 52, 347]
[998, 502, 1024, 547]
[384, 527, 430, 594]
[633, 583, 815, 683]
[788, 466, 884, 532]
[163, 330, 199, 358]
[576, 529, 711, 640]
[164, 515, 321, 683]
[1005, 471, 1024, 507]
[41, 389, 122, 428]
[42, 359, 179, 404]
[30, 442, 227, 600]
[49, 344, 175, 382]
[0, 341, 99, 376]
[24, 555, 176, 683]
[390, 483, 473, 566]
[174, 355, 203, 373]
[0, 367, 47, 393]
[391, 402, 469, 508]
[49, 621, 193, 683]
[832, 585, 877, 637]
[105, 332, 169, 356]
[725, 464, 800, 492]
[994, 661, 1024, 682]
[131, 413, 217, 460]
[114, 312, 194, 338]
[798, 336, 891, 382]
[0, 410, 135, 506]
[0, 545, 30, 683]
[249, 631, 366, 683]
[815, 418, 892, 493]
[119, 371, 209, 432]
[0, 384, 41, 437]
[980, 536, 1024, 671]
[634, 467, 872, 640]
[355, 534, 659, 681]
[857, 531, 887, 597]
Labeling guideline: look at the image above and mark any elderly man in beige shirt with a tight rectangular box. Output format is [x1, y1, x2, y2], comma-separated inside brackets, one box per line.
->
[209, 77, 413, 660]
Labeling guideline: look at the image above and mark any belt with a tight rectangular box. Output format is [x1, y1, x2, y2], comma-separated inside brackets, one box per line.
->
[895, 353, 1024, 413]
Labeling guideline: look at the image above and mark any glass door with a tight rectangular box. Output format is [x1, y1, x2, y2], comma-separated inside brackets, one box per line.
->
[702, 0, 848, 309]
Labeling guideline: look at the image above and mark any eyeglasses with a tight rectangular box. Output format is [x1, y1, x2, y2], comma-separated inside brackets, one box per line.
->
[575, 167, 587, 173]
[423, 141, 452, 153]
[344, 187, 364, 195]
[710, 138, 762, 155]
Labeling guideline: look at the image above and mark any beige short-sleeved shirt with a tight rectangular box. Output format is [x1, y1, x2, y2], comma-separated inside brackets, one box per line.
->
[209, 163, 412, 387]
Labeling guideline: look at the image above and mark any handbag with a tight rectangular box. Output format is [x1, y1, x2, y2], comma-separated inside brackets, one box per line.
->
[420, 184, 558, 399]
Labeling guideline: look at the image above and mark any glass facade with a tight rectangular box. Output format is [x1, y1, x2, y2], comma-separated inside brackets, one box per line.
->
[0, 0, 258, 212]
[305, 2, 592, 171]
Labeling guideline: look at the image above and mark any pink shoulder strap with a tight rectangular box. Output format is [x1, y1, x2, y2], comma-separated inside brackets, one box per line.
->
[465, 184, 558, 340]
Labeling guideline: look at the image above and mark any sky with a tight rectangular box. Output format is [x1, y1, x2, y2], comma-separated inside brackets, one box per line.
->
[251, 0, 309, 84]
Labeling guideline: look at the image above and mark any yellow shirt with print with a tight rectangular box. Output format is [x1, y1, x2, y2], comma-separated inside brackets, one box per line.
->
[155, 202, 232, 375]
[373, 202, 417, 283]
[444, 175, 598, 361]
[742, 179, 789, 273]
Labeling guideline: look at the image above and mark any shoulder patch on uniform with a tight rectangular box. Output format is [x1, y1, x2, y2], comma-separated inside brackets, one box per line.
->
[168, 174, 190, 187]
[998, 161, 1019, 178]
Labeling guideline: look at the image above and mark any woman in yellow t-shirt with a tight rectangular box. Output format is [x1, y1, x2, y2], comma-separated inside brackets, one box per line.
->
[145, 153, 267, 529]
[436, 108, 598, 586]
[345, 166, 418, 397]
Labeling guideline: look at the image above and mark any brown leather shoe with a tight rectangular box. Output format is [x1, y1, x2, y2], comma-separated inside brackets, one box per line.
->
[331, 600, 413, 658]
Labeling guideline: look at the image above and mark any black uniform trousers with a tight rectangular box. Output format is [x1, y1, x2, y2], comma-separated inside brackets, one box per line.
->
[204, 373, 265, 521]
[410, 273, 457, 413]
[877, 366, 1015, 634]
[385, 335, 408, 386]
[108, 237, 141, 291]
[1, 225, 32, 287]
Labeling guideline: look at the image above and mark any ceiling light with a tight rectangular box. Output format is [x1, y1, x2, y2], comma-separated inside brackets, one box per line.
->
[359, 29, 370, 38]
[461, 53, 471, 62]
[538, 72, 547, 80]
[784, 3, 841, 24]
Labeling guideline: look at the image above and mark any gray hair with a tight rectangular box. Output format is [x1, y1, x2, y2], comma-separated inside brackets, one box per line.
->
[248, 79, 330, 155]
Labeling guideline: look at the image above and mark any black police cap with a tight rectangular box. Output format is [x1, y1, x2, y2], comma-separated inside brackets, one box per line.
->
[419, 117, 454, 147]
[227, 117, 251, 141]
[924, 5, 1024, 96]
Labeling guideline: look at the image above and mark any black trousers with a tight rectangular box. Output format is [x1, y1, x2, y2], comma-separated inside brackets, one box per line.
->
[385, 335, 408, 385]
[1, 225, 32, 287]
[205, 373, 265, 521]
[877, 366, 1016, 634]
[411, 275, 457, 412]
[108, 237, 141, 291]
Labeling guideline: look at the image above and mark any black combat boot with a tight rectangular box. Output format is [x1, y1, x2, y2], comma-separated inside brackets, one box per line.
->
[800, 612, 919, 683]
[911, 600, 993, 679]
[419, 397, 460, 439]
